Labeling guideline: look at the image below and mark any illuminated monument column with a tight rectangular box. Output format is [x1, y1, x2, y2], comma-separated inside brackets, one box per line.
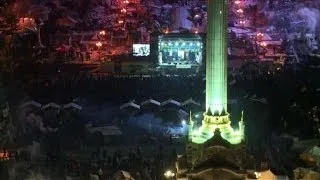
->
[206, 0, 228, 114]
[190, 0, 244, 145]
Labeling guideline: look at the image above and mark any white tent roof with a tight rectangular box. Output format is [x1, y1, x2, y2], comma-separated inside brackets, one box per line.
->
[41, 102, 60, 110]
[161, 99, 181, 107]
[178, 109, 188, 117]
[120, 101, 140, 110]
[114, 170, 135, 180]
[140, 99, 161, 106]
[228, 27, 253, 34]
[21, 100, 42, 108]
[63, 102, 82, 110]
[181, 98, 200, 106]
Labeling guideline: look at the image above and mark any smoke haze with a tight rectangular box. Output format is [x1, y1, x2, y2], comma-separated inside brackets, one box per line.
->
[298, 8, 320, 32]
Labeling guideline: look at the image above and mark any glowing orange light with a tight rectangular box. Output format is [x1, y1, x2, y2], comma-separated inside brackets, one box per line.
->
[99, 30, 106, 35]
[96, 42, 102, 48]
[118, 20, 124, 24]
[0, 152, 9, 160]
[121, 8, 127, 13]
[124, 0, 129, 3]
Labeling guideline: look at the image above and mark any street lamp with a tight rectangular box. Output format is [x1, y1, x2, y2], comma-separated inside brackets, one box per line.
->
[121, 8, 127, 13]
[236, 9, 243, 14]
[164, 170, 175, 179]
[260, 42, 267, 47]
[234, 0, 241, 5]
[257, 32, 264, 39]
[99, 30, 106, 36]
[96, 41, 102, 61]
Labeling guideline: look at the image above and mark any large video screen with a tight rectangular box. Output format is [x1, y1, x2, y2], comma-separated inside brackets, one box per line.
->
[133, 44, 150, 56]
[158, 36, 203, 68]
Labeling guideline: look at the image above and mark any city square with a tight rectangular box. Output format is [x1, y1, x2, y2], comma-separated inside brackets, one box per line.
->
[0, 0, 320, 179]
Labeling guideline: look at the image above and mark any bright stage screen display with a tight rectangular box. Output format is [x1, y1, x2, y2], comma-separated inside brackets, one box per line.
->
[133, 44, 150, 56]
[158, 36, 203, 68]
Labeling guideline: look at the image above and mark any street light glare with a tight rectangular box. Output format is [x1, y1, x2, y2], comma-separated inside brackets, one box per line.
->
[164, 170, 175, 178]
[235, 0, 241, 5]
[96, 42, 102, 47]
[236, 9, 243, 13]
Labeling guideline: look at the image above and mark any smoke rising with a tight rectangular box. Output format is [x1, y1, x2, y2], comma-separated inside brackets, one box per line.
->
[298, 8, 320, 32]
[128, 113, 185, 136]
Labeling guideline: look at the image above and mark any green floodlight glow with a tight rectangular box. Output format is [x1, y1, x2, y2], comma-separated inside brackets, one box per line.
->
[187, 0, 244, 145]
[190, 120, 245, 145]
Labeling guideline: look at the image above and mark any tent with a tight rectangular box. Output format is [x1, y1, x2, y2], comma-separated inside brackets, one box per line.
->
[161, 99, 181, 108]
[41, 102, 61, 110]
[113, 170, 135, 180]
[63, 102, 82, 110]
[258, 169, 276, 180]
[140, 99, 160, 111]
[21, 100, 42, 108]
[120, 100, 140, 115]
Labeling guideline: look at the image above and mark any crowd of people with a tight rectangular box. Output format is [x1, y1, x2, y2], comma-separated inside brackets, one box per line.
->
[1, 120, 179, 180]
